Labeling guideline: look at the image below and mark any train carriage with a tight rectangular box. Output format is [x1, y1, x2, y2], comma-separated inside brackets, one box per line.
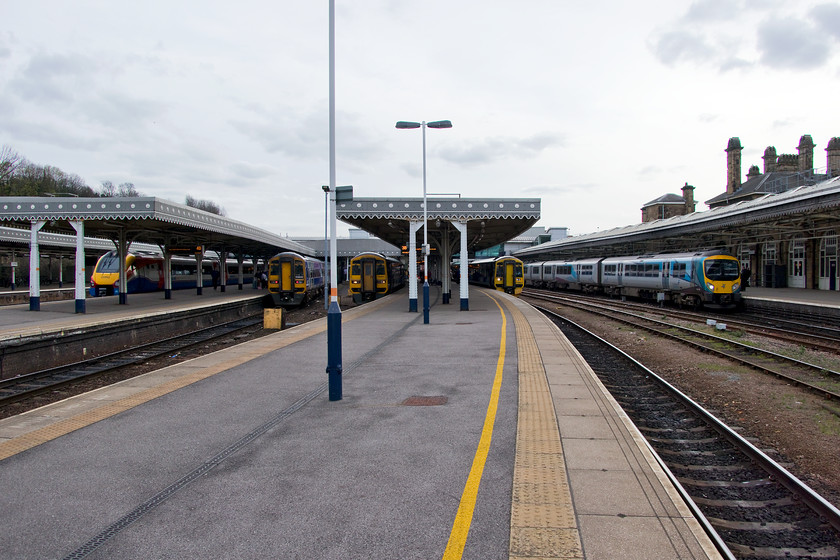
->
[469, 256, 525, 295]
[347, 252, 405, 303]
[267, 252, 324, 307]
[528, 250, 741, 309]
[90, 250, 253, 296]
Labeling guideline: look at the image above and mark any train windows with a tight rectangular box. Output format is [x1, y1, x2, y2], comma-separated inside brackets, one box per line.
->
[671, 262, 687, 278]
[704, 259, 739, 281]
[96, 253, 121, 273]
[294, 261, 305, 278]
[376, 262, 386, 275]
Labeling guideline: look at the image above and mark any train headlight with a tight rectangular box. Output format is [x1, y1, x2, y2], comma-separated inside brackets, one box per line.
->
[377, 279, 386, 285]
[707, 283, 715, 292]
[732, 282, 740, 292]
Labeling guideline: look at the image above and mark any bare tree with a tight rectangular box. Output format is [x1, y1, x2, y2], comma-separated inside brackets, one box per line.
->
[185, 194, 226, 216]
[0, 145, 23, 184]
[98, 181, 143, 197]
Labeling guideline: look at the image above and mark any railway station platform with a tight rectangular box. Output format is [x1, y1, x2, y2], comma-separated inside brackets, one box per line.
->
[0, 285, 267, 342]
[0, 286, 723, 559]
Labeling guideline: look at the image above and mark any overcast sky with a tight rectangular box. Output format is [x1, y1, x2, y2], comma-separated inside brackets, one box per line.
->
[2, 1, 839, 238]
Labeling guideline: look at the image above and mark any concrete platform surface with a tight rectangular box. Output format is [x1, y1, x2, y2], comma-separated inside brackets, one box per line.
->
[0, 287, 723, 559]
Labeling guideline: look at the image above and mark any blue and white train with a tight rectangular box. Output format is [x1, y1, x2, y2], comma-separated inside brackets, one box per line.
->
[524, 250, 742, 308]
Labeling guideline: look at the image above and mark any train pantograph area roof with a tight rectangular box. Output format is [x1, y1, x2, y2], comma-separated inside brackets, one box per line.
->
[0, 196, 315, 257]
[336, 197, 541, 253]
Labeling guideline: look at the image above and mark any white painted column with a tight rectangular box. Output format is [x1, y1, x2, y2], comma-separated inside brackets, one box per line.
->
[70, 220, 86, 313]
[453, 221, 469, 310]
[29, 220, 46, 311]
[408, 220, 422, 312]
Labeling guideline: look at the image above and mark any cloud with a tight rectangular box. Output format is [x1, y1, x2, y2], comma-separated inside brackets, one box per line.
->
[683, 0, 740, 23]
[810, 3, 840, 40]
[650, 1, 839, 72]
[439, 133, 564, 167]
[651, 31, 718, 66]
[757, 17, 831, 69]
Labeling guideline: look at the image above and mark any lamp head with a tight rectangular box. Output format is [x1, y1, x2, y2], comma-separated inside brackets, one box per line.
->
[396, 121, 422, 129]
[427, 120, 452, 129]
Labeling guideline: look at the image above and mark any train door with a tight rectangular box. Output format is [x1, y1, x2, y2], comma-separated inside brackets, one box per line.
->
[362, 261, 375, 293]
[281, 261, 293, 291]
[662, 261, 670, 290]
[504, 261, 514, 291]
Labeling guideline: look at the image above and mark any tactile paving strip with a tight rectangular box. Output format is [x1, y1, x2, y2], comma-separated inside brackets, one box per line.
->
[503, 299, 584, 560]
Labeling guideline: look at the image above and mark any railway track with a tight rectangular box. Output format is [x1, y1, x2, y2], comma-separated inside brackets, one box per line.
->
[0, 316, 265, 409]
[523, 289, 840, 402]
[539, 306, 840, 559]
[523, 288, 840, 352]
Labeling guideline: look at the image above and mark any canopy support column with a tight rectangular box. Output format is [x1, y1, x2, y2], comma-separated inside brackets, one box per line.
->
[408, 220, 422, 312]
[28, 220, 46, 311]
[453, 221, 469, 310]
[70, 220, 86, 313]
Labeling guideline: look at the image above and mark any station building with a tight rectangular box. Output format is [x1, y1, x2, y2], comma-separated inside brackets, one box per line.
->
[518, 134, 840, 292]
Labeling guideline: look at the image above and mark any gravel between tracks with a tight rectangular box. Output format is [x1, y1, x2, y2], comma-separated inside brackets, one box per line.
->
[532, 298, 840, 512]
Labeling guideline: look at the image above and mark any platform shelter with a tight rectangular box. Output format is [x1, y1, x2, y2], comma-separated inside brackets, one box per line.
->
[0, 197, 314, 313]
[337, 196, 540, 310]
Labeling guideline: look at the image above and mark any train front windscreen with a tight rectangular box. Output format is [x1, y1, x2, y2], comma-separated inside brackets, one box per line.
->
[704, 259, 740, 281]
[96, 252, 122, 273]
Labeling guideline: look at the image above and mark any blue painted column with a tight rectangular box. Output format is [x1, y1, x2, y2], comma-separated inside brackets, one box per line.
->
[70, 220, 86, 313]
[408, 220, 421, 312]
[453, 221, 469, 310]
[28, 220, 46, 311]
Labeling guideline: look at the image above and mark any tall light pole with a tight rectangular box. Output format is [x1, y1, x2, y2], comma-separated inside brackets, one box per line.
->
[326, 0, 341, 401]
[396, 119, 452, 324]
[322, 185, 330, 310]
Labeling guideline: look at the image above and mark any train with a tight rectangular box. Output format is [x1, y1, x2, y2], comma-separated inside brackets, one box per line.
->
[468, 256, 525, 296]
[267, 251, 325, 307]
[347, 252, 405, 303]
[90, 250, 254, 296]
[523, 250, 742, 308]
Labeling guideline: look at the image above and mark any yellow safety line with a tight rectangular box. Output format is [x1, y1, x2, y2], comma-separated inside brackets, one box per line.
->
[442, 292, 506, 559]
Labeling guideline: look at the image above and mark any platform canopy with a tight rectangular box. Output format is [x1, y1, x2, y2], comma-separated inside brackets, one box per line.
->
[0, 196, 315, 258]
[336, 197, 541, 254]
[515, 177, 840, 261]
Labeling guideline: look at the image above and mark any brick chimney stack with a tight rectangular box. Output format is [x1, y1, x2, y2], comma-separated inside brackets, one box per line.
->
[763, 146, 777, 173]
[827, 137, 840, 177]
[681, 182, 695, 214]
[726, 137, 743, 193]
[798, 134, 816, 173]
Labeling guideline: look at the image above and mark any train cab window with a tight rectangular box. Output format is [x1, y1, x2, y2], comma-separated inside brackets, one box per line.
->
[704, 259, 740, 281]
[294, 262, 305, 278]
[96, 254, 121, 273]
[376, 262, 386, 275]
[351, 263, 361, 275]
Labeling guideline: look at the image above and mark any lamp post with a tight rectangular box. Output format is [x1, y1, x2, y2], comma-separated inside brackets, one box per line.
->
[395, 119, 452, 324]
[322, 185, 330, 310]
[326, 0, 341, 401]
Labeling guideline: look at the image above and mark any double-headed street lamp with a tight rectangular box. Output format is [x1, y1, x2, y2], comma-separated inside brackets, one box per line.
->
[396, 119, 452, 325]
